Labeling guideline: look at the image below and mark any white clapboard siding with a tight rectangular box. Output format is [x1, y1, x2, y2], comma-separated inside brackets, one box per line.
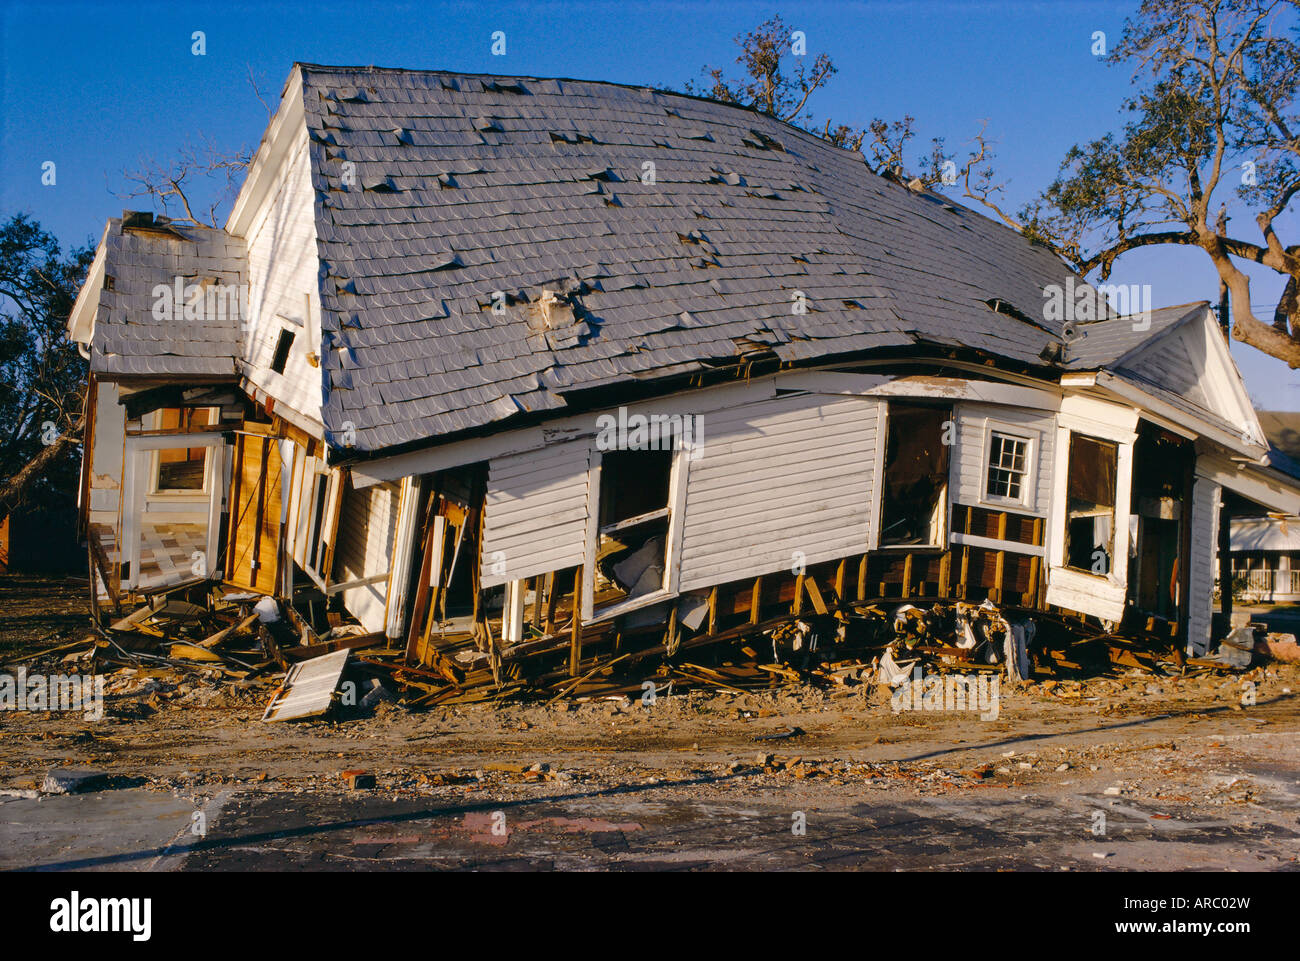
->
[242, 131, 321, 423]
[1186, 474, 1221, 655]
[481, 439, 592, 588]
[333, 480, 400, 633]
[950, 402, 1056, 517]
[677, 394, 879, 591]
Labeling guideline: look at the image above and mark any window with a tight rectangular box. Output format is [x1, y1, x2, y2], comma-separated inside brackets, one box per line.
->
[593, 448, 674, 608]
[985, 431, 1030, 503]
[879, 403, 951, 547]
[1064, 433, 1118, 575]
[271, 328, 295, 374]
[153, 407, 217, 492]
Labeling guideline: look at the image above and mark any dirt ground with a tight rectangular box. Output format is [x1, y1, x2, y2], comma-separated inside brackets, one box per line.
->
[2, 575, 1299, 870]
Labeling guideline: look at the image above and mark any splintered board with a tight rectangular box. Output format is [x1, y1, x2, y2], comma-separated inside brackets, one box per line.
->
[262, 649, 349, 722]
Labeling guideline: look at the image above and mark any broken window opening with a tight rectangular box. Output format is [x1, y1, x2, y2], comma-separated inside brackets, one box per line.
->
[152, 407, 217, 492]
[1064, 433, 1118, 576]
[594, 447, 674, 608]
[985, 431, 1030, 504]
[879, 403, 951, 547]
[271, 328, 295, 375]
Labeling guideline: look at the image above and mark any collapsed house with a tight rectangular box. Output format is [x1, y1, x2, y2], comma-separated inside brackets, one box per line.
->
[65, 63, 1300, 704]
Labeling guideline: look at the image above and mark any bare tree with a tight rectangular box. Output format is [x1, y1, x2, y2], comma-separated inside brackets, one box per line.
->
[118, 65, 271, 227]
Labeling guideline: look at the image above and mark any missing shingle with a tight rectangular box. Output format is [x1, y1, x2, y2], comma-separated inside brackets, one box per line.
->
[473, 116, 504, 133]
[339, 89, 370, 103]
[432, 253, 464, 271]
[362, 176, 400, 193]
[842, 299, 866, 310]
[745, 188, 782, 200]
[681, 128, 715, 141]
[584, 167, 621, 182]
[708, 171, 743, 187]
[391, 127, 414, 146]
[482, 79, 529, 95]
[741, 129, 785, 152]
[550, 130, 599, 145]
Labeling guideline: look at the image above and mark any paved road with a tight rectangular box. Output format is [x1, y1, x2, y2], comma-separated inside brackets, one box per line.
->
[4, 773, 1297, 871]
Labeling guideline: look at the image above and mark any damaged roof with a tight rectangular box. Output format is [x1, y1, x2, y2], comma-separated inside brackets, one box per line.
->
[298, 64, 1127, 454]
[76, 214, 246, 379]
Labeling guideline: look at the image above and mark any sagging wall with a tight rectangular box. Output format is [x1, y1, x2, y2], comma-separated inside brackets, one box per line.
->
[332, 479, 401, 633]
[949, 402, 1055, 518]
[677, 393, 880, 591]
[480, 440, 592, 589]
[465, 386, 1062, 621]
[394, 371, 1256, 660]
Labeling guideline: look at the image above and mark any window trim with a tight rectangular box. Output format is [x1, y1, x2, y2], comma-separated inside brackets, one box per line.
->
[978, 421, 1038, 512]
[146, 407, 219, 496]
[1061, 431, 1121, 579]
[582, 442, 689, 621]
[876, 401, 952, 550]
[296, 458, 344, 591]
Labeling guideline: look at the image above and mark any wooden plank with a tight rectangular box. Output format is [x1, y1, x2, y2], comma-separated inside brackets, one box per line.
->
[958, 505, 972, 599]
[804, 576, 829, 615]
[992, 512, 1007, 604]
[569, 566, 583, 676]
[901, 553, 913, 598]
[1028, 517, 1044, 608]
[87, 526, 120, 609]
[749, 576, 763, 625]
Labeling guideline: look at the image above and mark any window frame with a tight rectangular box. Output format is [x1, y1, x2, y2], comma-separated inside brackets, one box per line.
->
[147, 406, 220, 496]
[1061, 431, 1121, 578]
[582, 441, 689, 622]
[876, 401, 952, 550]
[979, 423, 1036, 512]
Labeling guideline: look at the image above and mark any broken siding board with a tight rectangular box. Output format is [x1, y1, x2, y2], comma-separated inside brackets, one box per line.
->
[332, 479, 401, 633]
[677, 394, 878, 592]
[481, 439, 591, 588]
[1186, 474, 1220, 656]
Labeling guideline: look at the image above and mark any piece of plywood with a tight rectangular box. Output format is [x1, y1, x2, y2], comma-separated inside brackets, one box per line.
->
[225, 425, 283, 594]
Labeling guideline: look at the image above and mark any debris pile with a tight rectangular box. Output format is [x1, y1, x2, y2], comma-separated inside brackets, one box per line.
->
[10, 578, 1281, 723]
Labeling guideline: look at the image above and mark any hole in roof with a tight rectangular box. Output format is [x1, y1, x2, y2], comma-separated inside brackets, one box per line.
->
[482, 79, 529, 95]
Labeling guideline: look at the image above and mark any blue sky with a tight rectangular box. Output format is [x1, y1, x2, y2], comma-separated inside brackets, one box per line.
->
[3, 0, 1297, 408]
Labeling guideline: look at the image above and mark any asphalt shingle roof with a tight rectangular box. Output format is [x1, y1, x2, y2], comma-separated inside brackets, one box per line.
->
[89, 217, 245, 379]
[298, 64, 1125, 454]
